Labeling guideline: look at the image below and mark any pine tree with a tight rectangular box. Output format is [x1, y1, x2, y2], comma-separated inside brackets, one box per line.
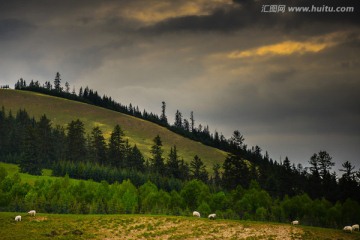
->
[78, 87, 83, 97]
[307, 157, 322, 199]
[20, 126, 42, 175]
[166, 146, 180, 178]
[108, 124, 125, 168]
[123, 139, 132, 168]
[339, 161, 359, 201]
[36, 115, 54, 167]
[174, 110, 182, 128]
[179, 159, 190, 181]
[45, 81, 52, 90]
[0, 107, 5, 155]
[283, 156, 291, 171]
[183, 119, 190, 132]
[190, 111, 195, 132]
[279, 156, 296, 196]
[230, 130, 244, 151]
[65, 82, 70, 93]
[212, 163, 222, 187]
[15, 78, 26, 89]
[54, 72, 62, 92]
[317, 151, 335, 179]
[222, 154, 250, 189]
[83, 86, 89, 98]
[89, 126, 107, 165]
[5, 110, 18, 156]
[128, 145, 145, 171]
[310, 151, 334, 179]
[309, 153, 320, 176]
[214, 131, 220, 146]
[52, 125, 67, 162]
[190, 155, 208, 183]
[66, 119, 86, 162]
[340, 161, 356, 180]
[150, 135, 165, 174]
[15, 109, 33, 155]
[160, 101, 168, 125]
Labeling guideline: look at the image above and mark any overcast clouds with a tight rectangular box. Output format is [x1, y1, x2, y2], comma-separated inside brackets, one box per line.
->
[0, 0, 359, 172]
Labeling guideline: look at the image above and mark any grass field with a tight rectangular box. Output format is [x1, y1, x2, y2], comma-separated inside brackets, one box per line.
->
[0, 89, 227, 172]
[1, 163, 359, 239]
[1, 212, 359, 240]
[0, 162, 83, 186]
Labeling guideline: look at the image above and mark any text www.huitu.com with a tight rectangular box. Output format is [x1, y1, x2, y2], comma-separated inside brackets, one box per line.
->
[261, 5, 355, 13]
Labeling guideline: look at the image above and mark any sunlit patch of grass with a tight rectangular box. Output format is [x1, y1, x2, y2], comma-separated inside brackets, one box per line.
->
[146, 223, 154, 231]
[0, 162, 83, 186]
[1, 213, 360, 240]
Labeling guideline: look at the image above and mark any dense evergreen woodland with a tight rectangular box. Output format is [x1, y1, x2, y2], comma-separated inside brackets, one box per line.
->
[0, 73, 358, 228]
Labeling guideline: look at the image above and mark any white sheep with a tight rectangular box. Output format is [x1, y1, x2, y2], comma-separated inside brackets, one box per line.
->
[343, 226, 352, 232]
[291, 220, 299, 225]
[15, 215, 21, 221]
[352, 224, 359, 231]
[28, 210, 36, 216]
[193, 211, 200, 217]
[208, 213, 216, 220]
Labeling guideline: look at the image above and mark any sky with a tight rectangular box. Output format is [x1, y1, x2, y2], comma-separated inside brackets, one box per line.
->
[0, 0, 359, 173]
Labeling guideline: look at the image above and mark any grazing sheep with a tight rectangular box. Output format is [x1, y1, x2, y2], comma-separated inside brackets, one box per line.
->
[28, 210, 36, 216]
[352, 224, 359, 231]
[208, 213, 216, 220]
[344, 226, 353, 232]
[15, 215, 21, 221]
[291, 220, 299, 225]
[193, 211, 201, 217]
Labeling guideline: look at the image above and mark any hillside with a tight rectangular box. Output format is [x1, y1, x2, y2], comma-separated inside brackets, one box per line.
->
[1, 212, 358, 240]
[0, 89, 227, 171]
[0, 162, 83, 186]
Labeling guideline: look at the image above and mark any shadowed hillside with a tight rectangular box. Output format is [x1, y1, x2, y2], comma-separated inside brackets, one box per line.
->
[0, 89, 227, 171]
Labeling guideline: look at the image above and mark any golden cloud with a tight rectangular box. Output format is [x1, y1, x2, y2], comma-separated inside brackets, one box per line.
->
[121, 0, 233, 24]
[228, 41, 334, 59]
[227, 33, 342, 59]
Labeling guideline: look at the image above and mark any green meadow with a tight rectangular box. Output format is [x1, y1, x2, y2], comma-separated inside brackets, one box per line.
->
[0, 89, 227, 172]
[1, 161, 359, 239]
[1, 162, 359, 240]
[0, 162, 83, 186]
[1, 212, 359, 240]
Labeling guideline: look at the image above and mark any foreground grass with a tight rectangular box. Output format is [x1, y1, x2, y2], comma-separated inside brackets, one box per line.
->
[1, 212, 359, 240]
[0, 89, 227, 172]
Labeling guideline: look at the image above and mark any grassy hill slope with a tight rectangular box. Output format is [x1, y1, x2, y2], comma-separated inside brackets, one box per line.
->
[0, 162, 84, 186]
[0, 89, 227, 171]
[1, 212, 358, 240]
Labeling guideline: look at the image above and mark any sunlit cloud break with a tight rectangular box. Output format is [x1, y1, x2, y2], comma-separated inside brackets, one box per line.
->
[121, 0, 233, 25]
[228, 34, 341, 59]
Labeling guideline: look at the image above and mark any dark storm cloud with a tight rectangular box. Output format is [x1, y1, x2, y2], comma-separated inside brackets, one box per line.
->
[0, 19, 35, 40]
[0, 0, 144, 37]
[199, 31, 360, 140]
[144, 0, 360, 34]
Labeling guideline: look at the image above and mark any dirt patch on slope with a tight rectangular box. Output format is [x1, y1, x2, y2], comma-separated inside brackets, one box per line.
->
[91, 216, 304, 240]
